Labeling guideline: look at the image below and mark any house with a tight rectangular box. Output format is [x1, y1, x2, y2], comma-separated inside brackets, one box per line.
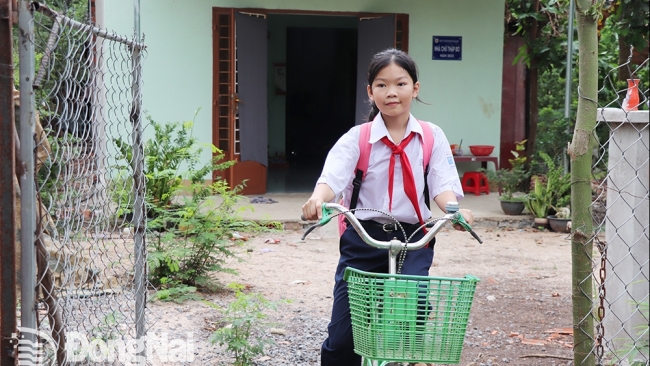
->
[99, 0, 512, 194]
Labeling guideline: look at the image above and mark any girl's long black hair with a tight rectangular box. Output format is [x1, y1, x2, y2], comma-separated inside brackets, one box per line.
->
[366, 48, 423, 121]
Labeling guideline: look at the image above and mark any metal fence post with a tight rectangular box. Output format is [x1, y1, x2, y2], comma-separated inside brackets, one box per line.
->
[131, 0, 147, 351]
[0, 0, 17, 364]
[17, 0, 37, 351]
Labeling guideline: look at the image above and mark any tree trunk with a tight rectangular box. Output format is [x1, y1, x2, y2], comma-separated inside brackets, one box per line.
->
[569, 1, 599, 365]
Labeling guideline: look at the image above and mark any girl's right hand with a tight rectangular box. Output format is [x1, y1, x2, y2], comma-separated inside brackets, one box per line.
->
[302, 196, 324, 221]
[302, 183, 336, 221]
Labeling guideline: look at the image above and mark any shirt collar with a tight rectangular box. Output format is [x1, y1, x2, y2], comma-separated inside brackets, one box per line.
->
[369, 113, 423, 144]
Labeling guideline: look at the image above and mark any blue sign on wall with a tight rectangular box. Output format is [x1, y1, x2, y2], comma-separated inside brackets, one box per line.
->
[432, 36, 462, 61]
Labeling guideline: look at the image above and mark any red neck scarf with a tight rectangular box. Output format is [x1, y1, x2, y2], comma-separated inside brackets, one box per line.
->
[380, 132, 425, 225]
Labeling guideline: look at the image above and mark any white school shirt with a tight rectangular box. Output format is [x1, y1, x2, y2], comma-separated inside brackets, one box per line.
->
[316, 113, 464, 225]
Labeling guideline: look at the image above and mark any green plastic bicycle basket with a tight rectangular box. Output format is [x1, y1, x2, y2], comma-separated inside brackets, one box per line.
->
[343, 267, 480, 364]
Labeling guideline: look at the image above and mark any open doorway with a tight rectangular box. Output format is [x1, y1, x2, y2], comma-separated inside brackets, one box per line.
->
[267, 15, 360, 193]
[276, 27, 358, 192]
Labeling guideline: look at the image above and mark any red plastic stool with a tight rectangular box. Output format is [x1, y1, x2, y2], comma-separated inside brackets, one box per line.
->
[461, 171, 490, 196]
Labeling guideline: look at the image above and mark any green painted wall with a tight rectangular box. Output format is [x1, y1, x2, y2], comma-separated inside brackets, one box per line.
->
[102, 0, 505, 173]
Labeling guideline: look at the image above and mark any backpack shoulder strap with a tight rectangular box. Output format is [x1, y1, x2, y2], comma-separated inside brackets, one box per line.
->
[418, 120, 435, 209]
[418, 120, 434, 168]
[349, 122, 372, 211]
[356, 121, 373, 176]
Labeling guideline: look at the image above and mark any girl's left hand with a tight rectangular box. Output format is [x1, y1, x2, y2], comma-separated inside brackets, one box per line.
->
[452, 208, 474, 231]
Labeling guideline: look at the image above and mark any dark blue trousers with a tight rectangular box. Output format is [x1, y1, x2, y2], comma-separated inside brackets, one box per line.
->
[320, 224, 435, 366]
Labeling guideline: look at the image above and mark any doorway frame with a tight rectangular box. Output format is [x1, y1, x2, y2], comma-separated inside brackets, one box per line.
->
[211, 7, 409, 194]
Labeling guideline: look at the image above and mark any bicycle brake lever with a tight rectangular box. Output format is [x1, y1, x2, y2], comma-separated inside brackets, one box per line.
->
[319, 205, 334, 226]
[452, 213, 483, 244]
[301, 224, 319, 241]
[300, 205, 335, 241]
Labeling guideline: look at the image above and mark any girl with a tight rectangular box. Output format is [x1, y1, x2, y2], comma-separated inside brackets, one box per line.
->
[301, 48, 474, 366]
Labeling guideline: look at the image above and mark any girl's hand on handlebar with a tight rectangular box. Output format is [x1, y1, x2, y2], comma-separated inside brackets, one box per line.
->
[302, 196, 324, 221]
[452, 209, 474, 231]
[302, 184, 336, 221]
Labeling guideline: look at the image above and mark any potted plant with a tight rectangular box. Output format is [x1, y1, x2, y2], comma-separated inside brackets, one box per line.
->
[481, 140, 529, 215]
[524, 175, 551, 226]
[548, 206, 571, 233]
[483, 167, 528, 214]
[524, 152, 571, 226]
[525, 152, 572, 232]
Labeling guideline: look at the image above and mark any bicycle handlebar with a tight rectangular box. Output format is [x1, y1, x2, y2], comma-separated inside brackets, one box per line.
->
[301, 202, 483, 247]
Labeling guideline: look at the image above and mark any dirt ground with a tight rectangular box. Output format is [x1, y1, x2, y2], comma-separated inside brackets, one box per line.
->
[149, 224, 577, 365]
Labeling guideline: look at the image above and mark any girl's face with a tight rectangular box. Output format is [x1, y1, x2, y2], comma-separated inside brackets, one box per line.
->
[367, 62, 420, 124]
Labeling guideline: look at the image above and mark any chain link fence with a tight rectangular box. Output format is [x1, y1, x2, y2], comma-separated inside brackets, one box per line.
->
[15, 2, 151, 364]
[590, 47, 648, 365]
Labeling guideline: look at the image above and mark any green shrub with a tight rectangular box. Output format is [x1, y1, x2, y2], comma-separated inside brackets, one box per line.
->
[111, 111, 235, 222]
[147, 179, 251, 288]
[111, 111, 281, 289]
[210, 283, 286, 366]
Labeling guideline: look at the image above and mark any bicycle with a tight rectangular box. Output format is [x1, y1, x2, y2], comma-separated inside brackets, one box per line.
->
[301, 201, 483, 366]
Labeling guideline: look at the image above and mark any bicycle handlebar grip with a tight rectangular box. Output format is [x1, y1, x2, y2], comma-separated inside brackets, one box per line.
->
[300, 214, 307, 221]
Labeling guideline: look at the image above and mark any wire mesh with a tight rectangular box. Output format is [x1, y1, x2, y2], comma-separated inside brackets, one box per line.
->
[17, 3, 152, 364]
[591, 47, 649, 365]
